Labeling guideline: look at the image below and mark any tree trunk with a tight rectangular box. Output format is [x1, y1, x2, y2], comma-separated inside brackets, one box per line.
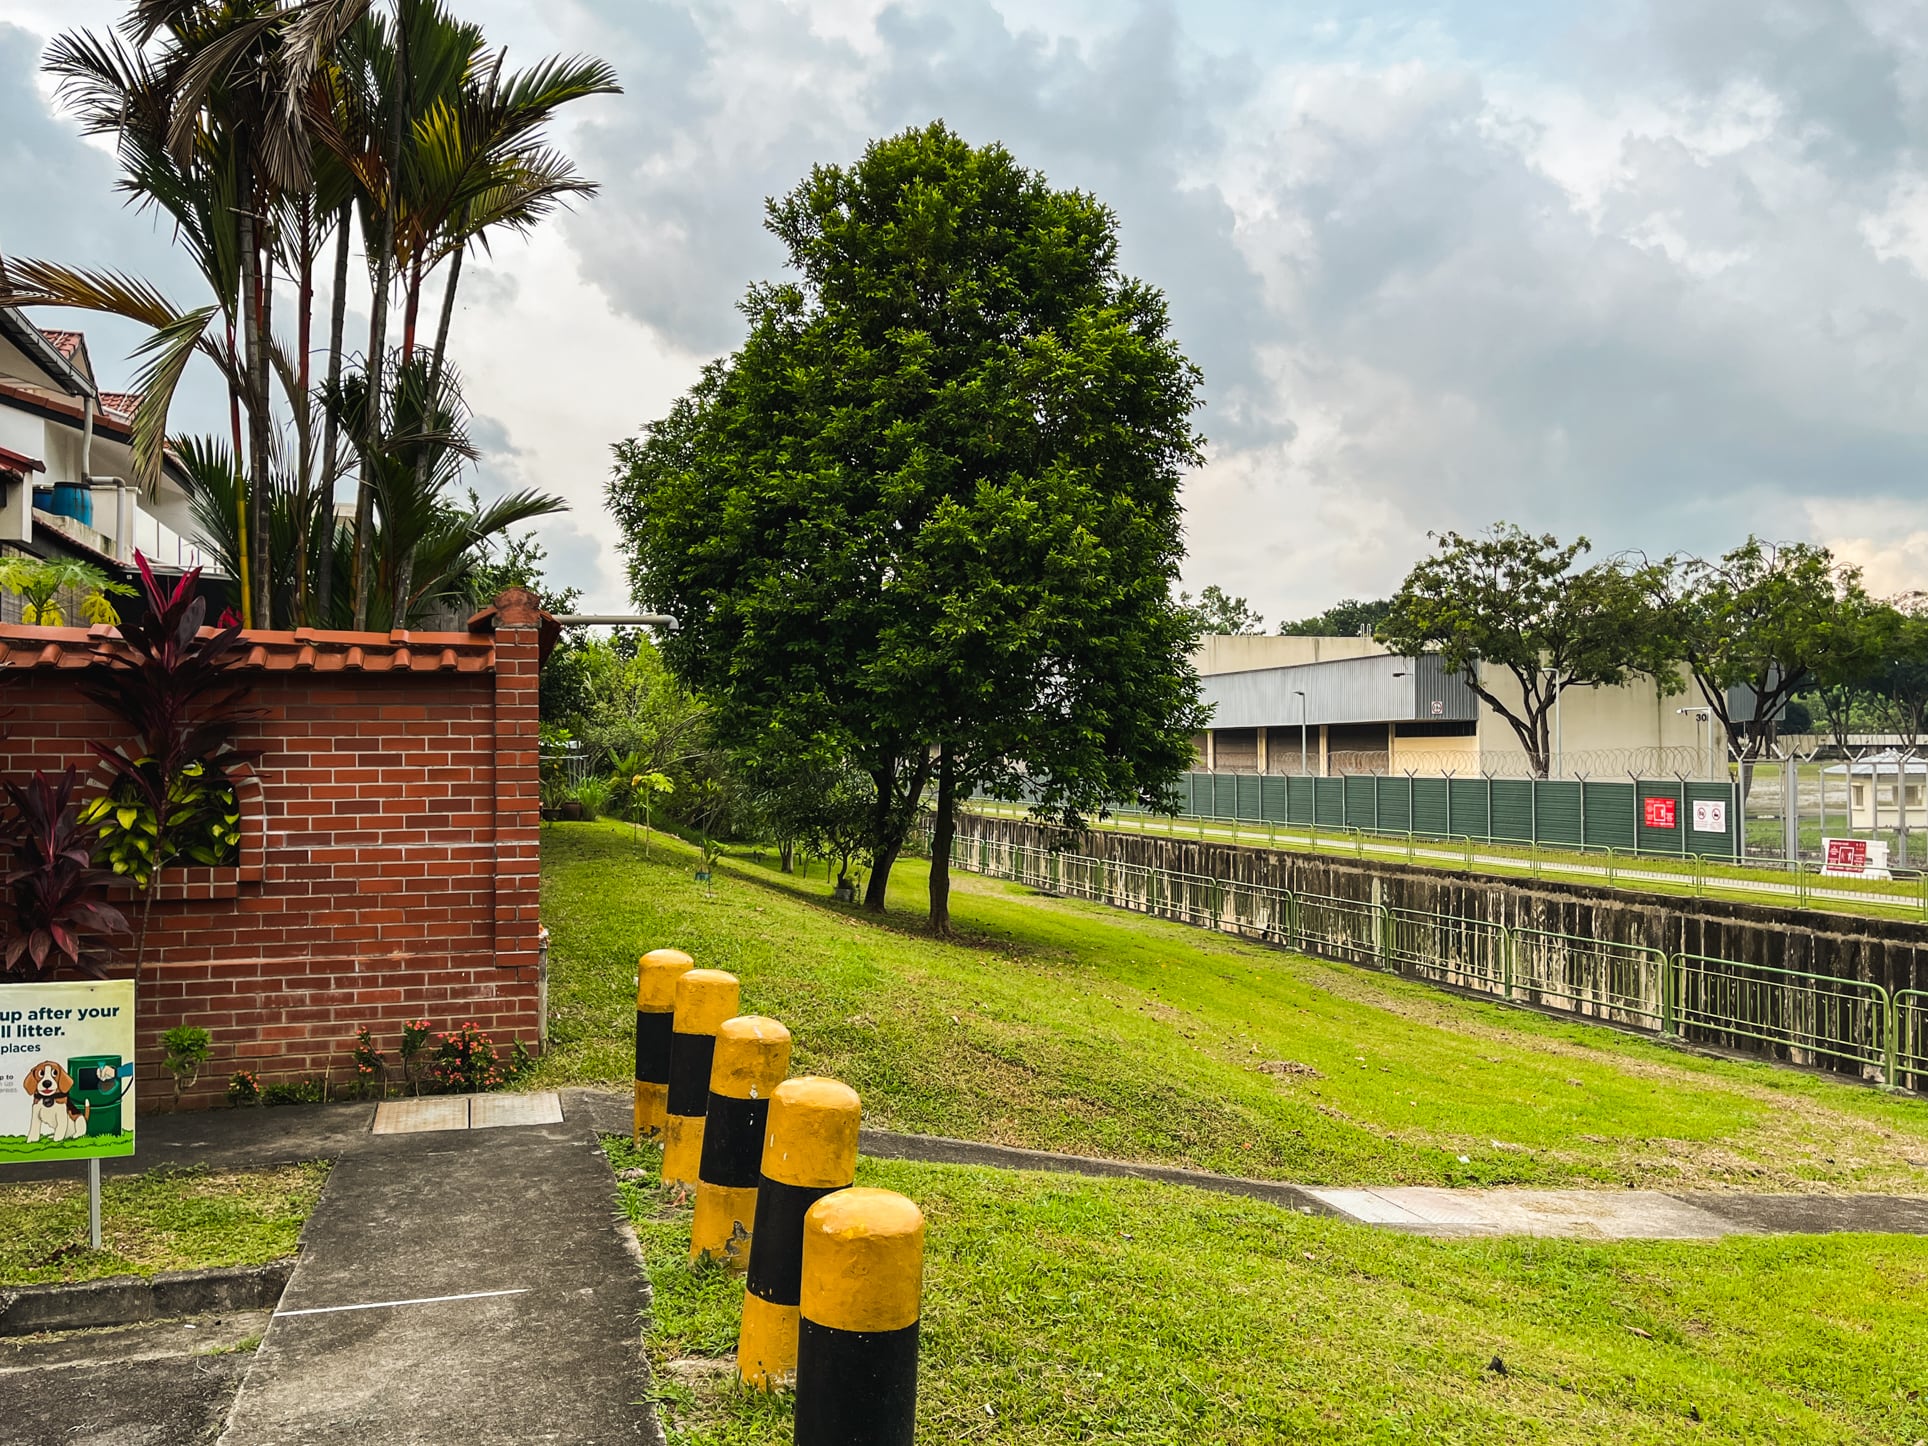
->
[863, 749, 934, 912]
[401, 250, 423, 365]
[226, 318, 251, 625]
[252, 248, 275, 627]
[353, 107, 404, 631]
[236, 162, 271, 628]
[293, 196, 316, 625]
[430, 244, 464, 383]
[928, 745, 956, 934]
[779, 839, 793, 874]
[316, 199, 352, 623]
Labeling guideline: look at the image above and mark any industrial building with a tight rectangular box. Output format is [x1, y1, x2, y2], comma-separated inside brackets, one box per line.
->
[1192, 635, 1707, 779]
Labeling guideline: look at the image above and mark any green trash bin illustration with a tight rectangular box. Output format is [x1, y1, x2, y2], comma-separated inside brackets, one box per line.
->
[67, 1055, 132, 1138]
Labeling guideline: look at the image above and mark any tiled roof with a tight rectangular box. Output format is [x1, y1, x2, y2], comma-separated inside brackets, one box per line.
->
[0, 622, 497, 675]
[0, 444, 45, 475]
[38, 329, 82, 359]
[97, 390, 142, 420]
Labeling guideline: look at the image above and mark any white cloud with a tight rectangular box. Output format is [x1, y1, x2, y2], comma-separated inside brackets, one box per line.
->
[6, 0, 1928, 618]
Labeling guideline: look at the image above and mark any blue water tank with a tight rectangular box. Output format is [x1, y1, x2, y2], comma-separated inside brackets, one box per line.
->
[48, 481, 94, 526]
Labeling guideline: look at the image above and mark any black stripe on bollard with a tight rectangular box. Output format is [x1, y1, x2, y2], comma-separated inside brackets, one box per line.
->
[794, 1320, 919, 1446]
[744, 1178, 841, 1307]
[634, 1011, 674, 1086]
[665, 1032, 716, 1118]
[697, 1093, 769, 1190]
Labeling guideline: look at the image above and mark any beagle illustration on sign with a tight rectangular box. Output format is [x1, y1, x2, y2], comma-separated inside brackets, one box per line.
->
[0, 980, 136, 1163]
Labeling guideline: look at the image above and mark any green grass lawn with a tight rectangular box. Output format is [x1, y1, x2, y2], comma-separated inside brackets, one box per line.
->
[609, 1136, 1928, 1446]
[0, 1162, 329, 1286]
[539, 821, 1928, 1192]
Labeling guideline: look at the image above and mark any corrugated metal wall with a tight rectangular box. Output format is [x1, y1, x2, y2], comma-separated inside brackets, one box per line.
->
[1163, 770, 1742, 857]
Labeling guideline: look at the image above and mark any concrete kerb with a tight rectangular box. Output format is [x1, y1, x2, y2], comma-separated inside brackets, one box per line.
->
[0, 1260, 293, 1336]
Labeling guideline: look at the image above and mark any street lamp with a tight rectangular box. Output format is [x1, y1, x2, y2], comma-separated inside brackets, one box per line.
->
[1293, 689, 1308, 776]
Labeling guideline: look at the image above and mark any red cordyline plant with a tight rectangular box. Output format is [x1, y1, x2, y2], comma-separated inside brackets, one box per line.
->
[2, 768, 128, 980]
[72, 554, 256, 983]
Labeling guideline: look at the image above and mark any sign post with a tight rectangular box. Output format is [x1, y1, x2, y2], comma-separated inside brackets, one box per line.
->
[1, 980, 138, 1248]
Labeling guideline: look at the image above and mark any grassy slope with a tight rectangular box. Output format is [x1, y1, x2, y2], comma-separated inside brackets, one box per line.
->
[0, 1163, 329, 1286]
[610, 1138, 1928, 1446]
[539, 822, 1928, 1192]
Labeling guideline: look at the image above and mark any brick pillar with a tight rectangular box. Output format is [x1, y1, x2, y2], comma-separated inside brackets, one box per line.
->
[484, 587, 544, 1041]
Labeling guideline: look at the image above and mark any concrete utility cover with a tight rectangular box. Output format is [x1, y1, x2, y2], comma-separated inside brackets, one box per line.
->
[370, 1092, 562, 1135]
[1304, 1187, 1738, 1239]
[472, 1091, 565, 1129]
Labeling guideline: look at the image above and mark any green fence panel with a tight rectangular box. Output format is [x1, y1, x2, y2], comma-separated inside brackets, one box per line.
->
[1448, 778, 1491, 840]
[1343, 775, 1377, 830]
[1235, 773, 1262, 820]
[1582, 781, 1636, 850]
[1260, 775, 1289, 822]
[1376, 776, 1413, 834]
[1286, 774, 1314, 826]
[1490, 779, 1534, 842]
[1314, 777, 1346, 828]
[1634, 779, 1688, 854]
[1683, 780, 1739, 859]
[1535, 780, 1584, 847]
[1210, 773, 1236, 819]
[1411, 777, 1450, 836]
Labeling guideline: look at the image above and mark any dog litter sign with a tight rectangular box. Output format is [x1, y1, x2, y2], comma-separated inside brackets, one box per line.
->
[0, 980, 136, 1163]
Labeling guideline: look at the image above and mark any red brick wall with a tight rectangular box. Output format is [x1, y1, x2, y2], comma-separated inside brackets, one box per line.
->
[0, 589, 545, 1109]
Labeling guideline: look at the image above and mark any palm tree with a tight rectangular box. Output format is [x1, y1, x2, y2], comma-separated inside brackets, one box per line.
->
[5, 0, 610, 631]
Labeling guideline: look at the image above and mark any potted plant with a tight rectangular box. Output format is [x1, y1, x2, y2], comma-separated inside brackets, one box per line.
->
[564, 776, 609, 822]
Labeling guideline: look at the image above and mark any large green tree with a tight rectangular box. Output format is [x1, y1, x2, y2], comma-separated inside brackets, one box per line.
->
[611, 123, 1207, 931]
[1661, 538, 1882, 765]
[1378, 525, 1674, 777]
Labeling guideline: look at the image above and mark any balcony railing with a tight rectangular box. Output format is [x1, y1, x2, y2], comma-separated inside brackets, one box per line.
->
[31, 479, 228, 577]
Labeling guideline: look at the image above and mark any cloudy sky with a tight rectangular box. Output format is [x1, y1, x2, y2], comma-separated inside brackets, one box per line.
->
[2, 0, 1926, 620]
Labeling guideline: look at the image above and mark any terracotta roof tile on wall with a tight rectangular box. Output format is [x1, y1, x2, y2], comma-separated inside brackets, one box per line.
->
[0, 622, 495, 674]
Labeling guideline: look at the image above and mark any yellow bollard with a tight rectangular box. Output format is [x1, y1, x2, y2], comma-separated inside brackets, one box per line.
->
[737, 1078, 861, 1388]
[794, 1188, 924, 1446]
[633, 948, 695, 1140]
[689, 1016, 792, 1265]
[660, 969, 740, 1186]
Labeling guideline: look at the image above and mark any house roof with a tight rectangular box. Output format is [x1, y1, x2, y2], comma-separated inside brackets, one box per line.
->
[97, 391, 142, 421]
[38, 329, 82, 359]
[0, 308, 94, 398]
[1822, 750, 1928, 774]
[0, 621, 498, 675]
[0, 443, 45, 475]
[0, 378, 189, 487]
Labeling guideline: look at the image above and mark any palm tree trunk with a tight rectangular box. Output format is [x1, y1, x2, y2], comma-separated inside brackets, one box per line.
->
[252, 245, 274, 628]
[316, 198, 351, 623]
[293, 194, 316, 626]
[401, 250, 423, 365]
[237, 159, 270, 629]
[428, 243, 463, 394]
[227, 317, 252, 627]
[353, 61, 407, 632]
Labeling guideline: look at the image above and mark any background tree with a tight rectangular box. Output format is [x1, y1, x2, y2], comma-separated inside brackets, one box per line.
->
[1872, 595, 1928, 747]
[1660, 538, 1882, 769]
[612, 123, 1208, 931]
[1278, 597, 1393, 638]
[1177, 585, 1264, 636]
[1377, 525, 1674, 778]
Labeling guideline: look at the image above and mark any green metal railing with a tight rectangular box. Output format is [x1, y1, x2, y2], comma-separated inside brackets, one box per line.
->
[952, 829, 1915, 1090]
[970, 801, 1928, 921]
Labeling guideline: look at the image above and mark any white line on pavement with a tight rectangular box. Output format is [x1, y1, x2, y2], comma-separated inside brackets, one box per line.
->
[277, 1288, 528, 1317]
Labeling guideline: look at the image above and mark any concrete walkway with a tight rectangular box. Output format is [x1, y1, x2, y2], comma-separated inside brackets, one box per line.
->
[215, 1100, 657, 1446]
